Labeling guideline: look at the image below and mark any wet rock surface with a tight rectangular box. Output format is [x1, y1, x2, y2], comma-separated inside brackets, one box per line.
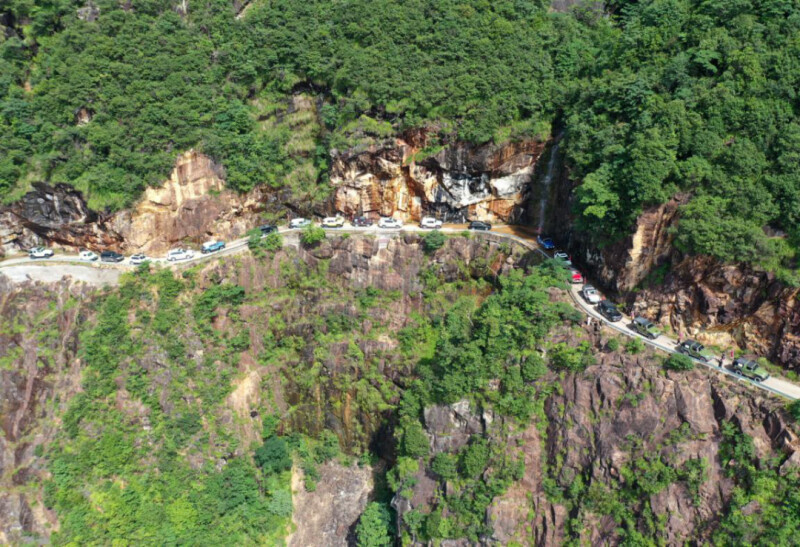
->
[331, 134, 545, 223]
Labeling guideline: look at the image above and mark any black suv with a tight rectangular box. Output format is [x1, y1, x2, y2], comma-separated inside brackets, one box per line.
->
[100, 250, 124, 263]
[597, 300, 623, 322]
[468, 220, 492, 231]
[352, 216, 373, 227]
[259, 224, 277, 235]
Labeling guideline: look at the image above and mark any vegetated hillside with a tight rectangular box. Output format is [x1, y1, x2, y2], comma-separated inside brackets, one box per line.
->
[3, 1, 800, 276]
[1, 234, 799, 544]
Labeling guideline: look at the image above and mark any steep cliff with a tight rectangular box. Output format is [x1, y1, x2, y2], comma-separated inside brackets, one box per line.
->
[331, 134, 545, 223]
[0, 151, 269, 257]
[574, 195, 800, 373]
[397, 312, 799, 545]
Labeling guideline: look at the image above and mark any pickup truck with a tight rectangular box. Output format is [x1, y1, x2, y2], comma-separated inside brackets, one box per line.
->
[202, 240, 226, 254]
[289, 218, 311, 229]
[420, 217, 443, 229]
[29, 247, 54, 259]
[676, 340, 715, 363]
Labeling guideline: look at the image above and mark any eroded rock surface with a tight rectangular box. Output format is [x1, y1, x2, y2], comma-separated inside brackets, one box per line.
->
[331, 136, 545, 223]
[288, 462, 373, 547]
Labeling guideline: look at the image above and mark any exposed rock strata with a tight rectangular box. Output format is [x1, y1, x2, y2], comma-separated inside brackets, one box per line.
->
[110, 150, 266, 255]
[331, 137, 545, 223]
[575, 195, 800, 371]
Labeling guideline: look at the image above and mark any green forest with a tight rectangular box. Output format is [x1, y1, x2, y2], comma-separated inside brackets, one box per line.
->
[1, 0, 800, 272]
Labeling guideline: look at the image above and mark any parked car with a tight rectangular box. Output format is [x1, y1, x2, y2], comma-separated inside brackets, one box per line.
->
[597, 300, 623, 322]
[321, 216, 345, 228]
[202, 240, 226, 254]
[259, 224, 277, 235]
[537, 235, 555, 250]
[289, 218, 311, 229]
[468, 220, 491, 231]
[632, 316, 661, 339]
[28, 247, 54, 259]
[732, 357, 770, 382]
[352, 216, 373, 227]
[569, 269, 584, 284]
[554, 251, 572, 265]
[378, 217, 403, 229]
[130, 254, 149, 265]
[166, 248, 194, 262]
[420, 216, 443, 229]
[79, 249, 98, 261]
[676, 340, 715, 363]
[580, 285, 602, 304]
[100, 250, 124, 263]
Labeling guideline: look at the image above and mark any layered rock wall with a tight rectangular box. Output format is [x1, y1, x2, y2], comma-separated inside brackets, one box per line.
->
[331, 137, 545, 223]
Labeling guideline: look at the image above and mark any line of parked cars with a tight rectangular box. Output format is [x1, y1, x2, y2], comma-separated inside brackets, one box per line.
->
[573, 262, 772, 382]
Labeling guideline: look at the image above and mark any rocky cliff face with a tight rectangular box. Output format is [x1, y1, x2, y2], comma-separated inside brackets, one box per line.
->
[0, 277, 91, 544]
[574, 195, 800, 372]
[111, 150, 267, 255]
[0, 182, 123, 255]
[331, 135, 545, 223]
[398, 315, 799, 545]
[0, 151, 267, 257]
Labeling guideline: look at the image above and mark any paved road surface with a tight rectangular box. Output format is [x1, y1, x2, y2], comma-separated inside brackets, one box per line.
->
[2, 222, 798, 401]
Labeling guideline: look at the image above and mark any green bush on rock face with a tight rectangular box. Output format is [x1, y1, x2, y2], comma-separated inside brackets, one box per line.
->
[300, 225, 326, 246]
[664, 353, 695, 371]
[422, 231, 446, 252]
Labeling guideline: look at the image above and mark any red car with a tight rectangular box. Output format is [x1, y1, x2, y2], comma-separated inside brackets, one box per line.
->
[570, 269, 583, 284]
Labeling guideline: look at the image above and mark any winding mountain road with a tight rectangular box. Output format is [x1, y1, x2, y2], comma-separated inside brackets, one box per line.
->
[2, 223, 799, 401]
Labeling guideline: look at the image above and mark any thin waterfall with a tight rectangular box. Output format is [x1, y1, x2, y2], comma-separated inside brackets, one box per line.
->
[537, 142, 560, 233]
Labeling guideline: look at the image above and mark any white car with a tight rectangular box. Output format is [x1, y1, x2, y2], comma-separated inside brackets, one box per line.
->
[79, 250, 98, 261]
[581, 285, 602, 304]
[29, 247, 54, 259]
[130, 254, 149, 265]
[554, 251, 572, 266]
[419, 216, 443, 229]
[378, 217, 403, 229]
[289, 218, 311, 229]
[166, 248, 194, 262]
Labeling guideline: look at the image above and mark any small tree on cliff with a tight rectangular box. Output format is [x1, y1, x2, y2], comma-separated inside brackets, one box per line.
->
[422, 230, 446, 252]
[300, 225, 326, 246]
[664, 353, 694, 371]
[356, 502, 394, 547]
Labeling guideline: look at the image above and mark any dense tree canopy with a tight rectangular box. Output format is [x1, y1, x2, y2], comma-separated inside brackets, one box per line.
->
[2, 0, 800, 273]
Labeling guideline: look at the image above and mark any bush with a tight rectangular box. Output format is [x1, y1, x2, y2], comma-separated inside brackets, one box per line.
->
[459, 438, 490, 479]
[263, 232, 283, 252]
[254, 437, 292, 475]
[789, 400, 800, 422]
[356, 502, 394, 547]
[431, 453, 458, 480]
[664, 353, 695, 371]
[422, 230, 446, 252]
[549, 341, 595, 372]
[300, 225, 326, 246]
[400, 423, 430, 459]
[625, 338, 646, 355]
[606, 338, 620, 352]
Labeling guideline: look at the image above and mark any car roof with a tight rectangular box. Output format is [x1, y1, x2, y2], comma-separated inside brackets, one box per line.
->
[634, 317, 654, 325]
